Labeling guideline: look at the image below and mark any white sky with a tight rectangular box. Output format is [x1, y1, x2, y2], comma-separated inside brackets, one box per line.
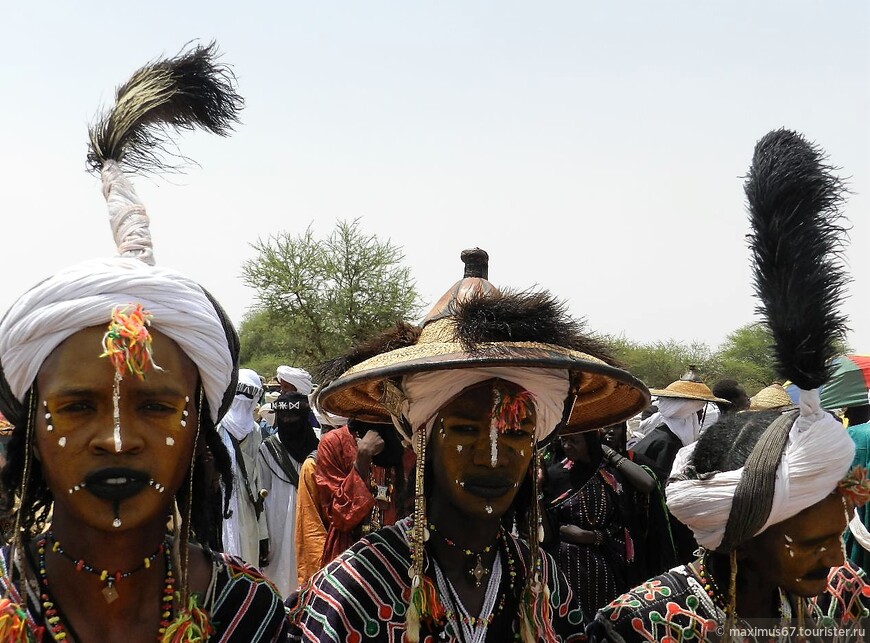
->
[2, 1, 868, 354]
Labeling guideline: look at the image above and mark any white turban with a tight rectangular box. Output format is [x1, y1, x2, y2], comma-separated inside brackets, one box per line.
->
[667, 389, 854, 551]
[396, 367, 569, 452]
[0, 257, 235, 424]
[657, 397, 706, 446]
[276, 365, 314, 395]
[220, 369, 262, 441]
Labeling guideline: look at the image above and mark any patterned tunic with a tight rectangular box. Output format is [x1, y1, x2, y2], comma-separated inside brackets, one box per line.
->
[291, 517, 586, 642]
[546, 460, 638, 617]
[587, 562, 870, 642]
[0, 544, 291, 642]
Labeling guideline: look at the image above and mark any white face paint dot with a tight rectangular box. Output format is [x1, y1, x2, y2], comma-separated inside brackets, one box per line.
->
[113, 518, 121, 528]
[57, 437, 66, 447]
[485, 505, 493, 514]
[180, 420, 186, 428]
[520, 450, 525, 457]
[456, 445, 463, 453]
[47, 425, 53, 432]
[166, 437, 175, 446]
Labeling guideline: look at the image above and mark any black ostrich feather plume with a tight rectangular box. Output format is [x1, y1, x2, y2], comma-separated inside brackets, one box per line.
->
[745, 128, 850, 390]
[87, 41, 243, 174]
[451, 290, 617, 365]
[316, 322, 422, 384]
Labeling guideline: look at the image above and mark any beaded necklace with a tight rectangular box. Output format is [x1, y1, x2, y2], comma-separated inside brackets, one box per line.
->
[691, 553, 728, 611]
[362, 469, 393, 535]
[430, 528, 515, 643]
[428, 522, 500, 588]
[36, 534, 175, 641]
[46, 532, 165, 603]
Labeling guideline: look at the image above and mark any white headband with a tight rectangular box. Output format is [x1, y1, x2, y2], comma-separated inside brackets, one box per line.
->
[396, 367, 569, 452]
[666, 389, 854, 550]
[0, 256, 235, 424]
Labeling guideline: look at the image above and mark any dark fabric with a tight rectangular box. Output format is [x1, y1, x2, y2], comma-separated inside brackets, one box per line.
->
[629, 424, 682, 483]
[544, 459, 632, 616]
[262, 434, 301, 488]
[629, 424, 698, 564]
[290, 517, 586, 643]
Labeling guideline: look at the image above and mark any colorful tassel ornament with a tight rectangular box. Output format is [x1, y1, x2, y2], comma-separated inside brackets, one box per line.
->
[100, 303, 160, 379]
[0, 598, 37, 642]
[161, 596, 214, 643]
[839, 465, 870, 507]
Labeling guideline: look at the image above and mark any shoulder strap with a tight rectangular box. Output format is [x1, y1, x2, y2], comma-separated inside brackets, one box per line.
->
[264, 435, 301, 488]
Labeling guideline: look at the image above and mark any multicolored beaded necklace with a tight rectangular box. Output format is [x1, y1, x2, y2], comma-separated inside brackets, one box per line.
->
[36, 533, 175, 641]
[46, 532, 166, 604]
[691, 553, 728, 611]
[428, 522, 500, 588]
[432, 527, 515, 639]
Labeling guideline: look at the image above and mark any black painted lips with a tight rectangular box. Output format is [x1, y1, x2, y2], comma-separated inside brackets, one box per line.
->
[83, 468, 149, 501]
[462, 474, 514, 498]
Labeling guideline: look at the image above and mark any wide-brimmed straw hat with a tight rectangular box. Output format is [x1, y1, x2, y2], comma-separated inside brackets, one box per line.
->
[749, 383, 796, 411]
[650, 373, 729, 404]
[316, 249, 650, 433]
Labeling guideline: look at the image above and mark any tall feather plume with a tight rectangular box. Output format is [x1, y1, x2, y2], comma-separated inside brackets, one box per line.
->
[87, 41, 243, 173]
[745, 128, 850, 390]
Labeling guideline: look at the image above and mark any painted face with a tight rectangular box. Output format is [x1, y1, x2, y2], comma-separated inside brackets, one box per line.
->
[430, 378, 536, 520]
[743, 493, 847, 597]
[35, 326, 199, 532]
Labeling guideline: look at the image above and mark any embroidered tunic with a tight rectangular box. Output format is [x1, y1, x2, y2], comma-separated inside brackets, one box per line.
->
[0, 545, 291, 642]
[586, 562, 870, 643]
[290, 517, 586, 642]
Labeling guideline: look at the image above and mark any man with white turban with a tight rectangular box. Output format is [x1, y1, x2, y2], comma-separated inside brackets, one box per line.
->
[0, 44, 289, 641]
[218, 368, 269, 567]
[588, 129, 870, 642]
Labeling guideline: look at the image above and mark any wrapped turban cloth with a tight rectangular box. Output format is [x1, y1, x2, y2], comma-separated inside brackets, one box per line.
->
[397, 366, 569, 452]
[0, 256, 238, 426]
[277, 365, 314, 395]
[220, 368, 262, 441]
[666, 388, 854, 552]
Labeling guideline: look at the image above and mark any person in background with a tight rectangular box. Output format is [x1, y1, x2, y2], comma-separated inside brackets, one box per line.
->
[711, 378, 750, 416]
[218, 368, 269, 567]
[748, 382, 797, 411]
[844, 403, 870, 570]
[542, 430, 641, 615]
[313, 418, 414, 567]
[257, 392, 319, 598]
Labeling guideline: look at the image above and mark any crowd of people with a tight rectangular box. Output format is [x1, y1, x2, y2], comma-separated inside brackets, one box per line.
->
[0, 43, 869, 642]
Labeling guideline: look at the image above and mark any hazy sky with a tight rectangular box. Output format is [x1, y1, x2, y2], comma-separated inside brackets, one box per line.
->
[2, 1, 868, 357]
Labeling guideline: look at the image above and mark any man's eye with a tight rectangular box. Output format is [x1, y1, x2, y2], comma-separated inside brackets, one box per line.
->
[56, 401, 94, 413]
[501, 428, 529, 437]
[449, 424, 478, 434]
[142, 402, 178, 414]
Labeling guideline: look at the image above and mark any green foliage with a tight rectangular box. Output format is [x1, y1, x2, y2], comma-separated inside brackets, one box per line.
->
[609, 321, 854, 396]
[609, 335, 715, 389]
[239, 219, 423, 376]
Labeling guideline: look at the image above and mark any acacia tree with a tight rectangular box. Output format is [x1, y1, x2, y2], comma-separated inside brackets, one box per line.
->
[240, 219, 422, 375]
